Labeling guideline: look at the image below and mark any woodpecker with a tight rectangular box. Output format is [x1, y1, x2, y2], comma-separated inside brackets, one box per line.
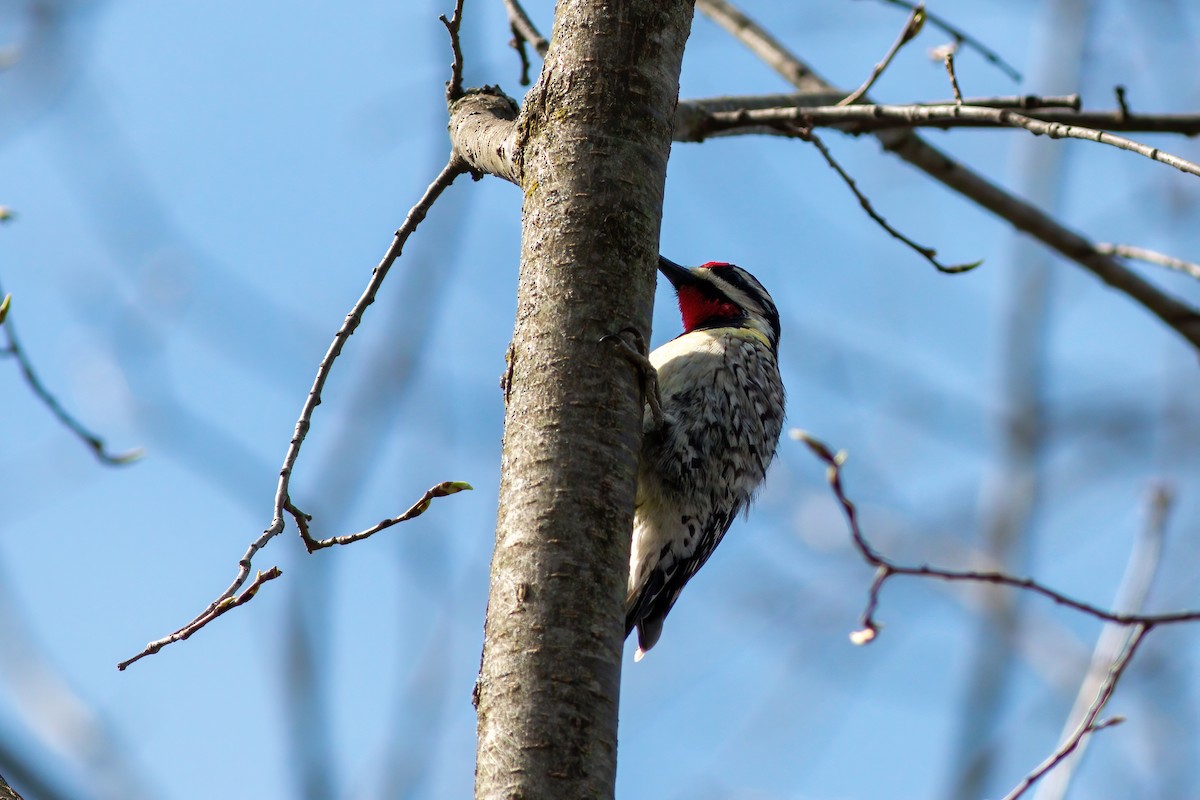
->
[625, 256, 785, 660]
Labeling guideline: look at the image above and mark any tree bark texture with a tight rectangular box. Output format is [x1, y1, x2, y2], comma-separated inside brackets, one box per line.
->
[470, 2, 695, 798]
[0, 772, 23, 800]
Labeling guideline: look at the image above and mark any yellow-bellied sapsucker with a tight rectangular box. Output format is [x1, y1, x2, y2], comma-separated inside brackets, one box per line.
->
[625, 256, 785, 660]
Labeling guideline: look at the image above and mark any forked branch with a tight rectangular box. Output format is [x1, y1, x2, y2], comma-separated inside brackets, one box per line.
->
[118, 156, 469, 670]
[295, 481, 473, 552]
[793, 430, 1200, 636]
[1000, 624, 1150, 800]
[694, 0, 1200, 352]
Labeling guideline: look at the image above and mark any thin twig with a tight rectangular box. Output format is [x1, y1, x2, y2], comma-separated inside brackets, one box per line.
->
[0, 283, 143, 466]
[117, 567, 283, 671]
[440, 0, 467, 103]
[1000, 624, 1151, 800]
[508, 22, 534, 86]
[504, 0, 549, 59]
[838, 2, 926, 107]
[694, 0, 826, 93]
[789, 126, 981, 273]
[1115, 85, 1130, 120]
[118, 156, 469, 670]
[856, 0, 1022, 82]
[792, 430, 1200, 634]
[1096, 243, 1200, 280]
[694, 0, 1200, 351]
[1032, 484, 1172, 800]
[297, 481, 472, 552]
[930, 43, 964, 104]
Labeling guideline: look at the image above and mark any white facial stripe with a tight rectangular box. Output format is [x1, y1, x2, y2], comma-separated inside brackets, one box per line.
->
[702, 271, 765, 317]
[690, 265, 780, 349]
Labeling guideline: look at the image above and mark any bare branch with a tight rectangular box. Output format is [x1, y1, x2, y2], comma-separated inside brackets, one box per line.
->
[1033, 484, 1172, 800]
[118, 156, 468, 670]
[1001, 624, 1150, 800]
[687, 92, 1080, 117]
[702, 103, 1200, 137]
[838, 2, 925, 107]
[674, 92, 1085, 141]
[792, 430, 1200, 634]
[694, 0, 828, 93]
[1115, 85, 1131, 119]
[440, 0, 467, 102]
[0, 283, 143, 466]
[448, 88, 523, 183]
[1096, 243, 1200, 280]
[504, 0, 549, 60]
[930, 43, 964, 104]
[297, 481, 472, 552]
[508, 22, 534, 86]
[117, 567, 283, 671]
[709, 104, 1200, 177]
[789, 125, 981, 273]
[855, 0, 1023, 82]
[694, 0, 1200, 351]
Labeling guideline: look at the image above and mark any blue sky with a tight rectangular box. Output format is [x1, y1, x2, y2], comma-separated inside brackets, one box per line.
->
[3, 1, 1200, 798]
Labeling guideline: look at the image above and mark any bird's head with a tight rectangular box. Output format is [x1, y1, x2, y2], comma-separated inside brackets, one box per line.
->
[657, 256, 781, 351]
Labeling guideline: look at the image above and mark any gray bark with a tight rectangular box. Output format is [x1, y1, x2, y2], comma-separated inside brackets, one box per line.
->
[0, 772, 23, 800]
[454, 2, 696, 798]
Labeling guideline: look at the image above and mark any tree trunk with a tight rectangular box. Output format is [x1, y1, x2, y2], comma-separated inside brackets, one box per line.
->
[471, 2, 695, 798]
[0, 772, 24, 800]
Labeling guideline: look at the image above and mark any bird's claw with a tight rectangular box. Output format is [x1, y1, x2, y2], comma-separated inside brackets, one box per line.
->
[602, 327, 665, 430]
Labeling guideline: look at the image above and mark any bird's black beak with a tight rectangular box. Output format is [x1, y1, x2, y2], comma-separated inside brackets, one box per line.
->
[657, 256, 693, 289]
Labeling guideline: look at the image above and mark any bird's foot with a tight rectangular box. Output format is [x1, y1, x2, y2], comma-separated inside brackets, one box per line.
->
[601, 327, 664, 430]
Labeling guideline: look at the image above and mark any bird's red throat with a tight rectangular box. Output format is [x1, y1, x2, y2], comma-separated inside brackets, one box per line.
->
[675, 285, 741, 333]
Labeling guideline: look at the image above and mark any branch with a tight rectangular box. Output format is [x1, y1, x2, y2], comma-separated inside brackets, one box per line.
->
[448, 88, 523, 183]
[931, 43, 964, 104]
[702, 105, 1200, 137]
[296, 481, 472, 552]
[789, 126, 981, 273]
[838, 2, 925, 107]
[700, 102, 1200, 140]
[440, 0, 467, 102]
[504, 0, 549, 60]
[1114, 85, 1131, 119]
[674, 92, 1084, 140]
[855, 0, 1022, 82]
[686, 92, 1079, 116]
[694, 0, 1200, 351]
[1000, 624, 1150, 800]
[792, 430, 1200, 637]
[693, 0, 828, 93]
[117, 567, 283, 671]
[118, 156, 468, 670]
[1032, 484, 1172, 800]
[710, 104, 1200, 177]
[0, 284, 143, 466]
[1096, 243, 1200, 281]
